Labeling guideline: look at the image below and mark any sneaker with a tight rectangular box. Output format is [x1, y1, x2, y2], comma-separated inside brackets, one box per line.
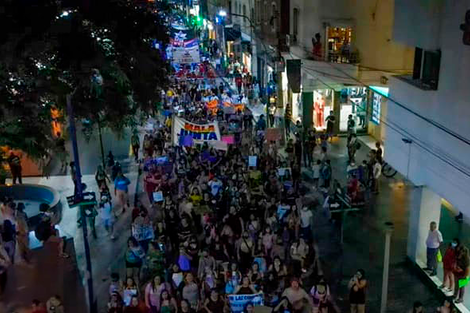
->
[455, 299, 463, 304]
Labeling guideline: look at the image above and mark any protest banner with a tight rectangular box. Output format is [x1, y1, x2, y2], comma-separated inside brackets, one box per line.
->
[172, 117, 221, 146]
[228, 294, 264, 313]
[172, 45, 200, 64]
[208, 140, 228, 151]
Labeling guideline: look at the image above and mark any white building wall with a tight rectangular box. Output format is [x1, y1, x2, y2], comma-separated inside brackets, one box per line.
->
[386, 0, 470, 214]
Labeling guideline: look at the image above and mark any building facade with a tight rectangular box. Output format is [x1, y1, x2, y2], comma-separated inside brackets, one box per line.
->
[264, 0, 414, 139]
[388, 3, 470, 308]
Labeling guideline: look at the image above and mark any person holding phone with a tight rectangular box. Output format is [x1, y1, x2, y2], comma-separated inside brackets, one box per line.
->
[349, 269, 367, 313]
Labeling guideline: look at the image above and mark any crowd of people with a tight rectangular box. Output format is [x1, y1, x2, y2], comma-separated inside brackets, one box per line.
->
[0, 41, 461, 313]
[99, 71, 352, 313]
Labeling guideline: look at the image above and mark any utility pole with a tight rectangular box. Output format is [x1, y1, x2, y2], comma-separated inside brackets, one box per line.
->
[66, 93, 97, 313]
[97, 116, 106, 170]
[380, 221, 394, 313]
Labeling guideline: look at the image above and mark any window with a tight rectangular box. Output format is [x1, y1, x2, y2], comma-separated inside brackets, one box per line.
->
[243, 4, 246, 25]
[270, 3, 277, 31]
[411, 47, 441, 90]
[293, 8, 299, 43]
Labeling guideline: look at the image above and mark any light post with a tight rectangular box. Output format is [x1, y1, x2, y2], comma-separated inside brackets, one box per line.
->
[380, 221, 394, 313]
[66, 93, 97, 313]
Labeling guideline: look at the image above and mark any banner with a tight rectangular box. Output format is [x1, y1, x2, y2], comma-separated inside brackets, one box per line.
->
[228, 294, 264, 312]
[172, 46, 201, 64]
[173, 117, 221, 146]
[208, 140, 228, 151]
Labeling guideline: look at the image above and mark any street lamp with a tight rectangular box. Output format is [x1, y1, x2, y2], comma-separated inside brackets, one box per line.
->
[380, 221, 394, 313]
[218, 9, 227, 17]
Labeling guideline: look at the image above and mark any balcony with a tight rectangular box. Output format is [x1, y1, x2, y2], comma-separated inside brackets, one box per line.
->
[326, 51, 360, 64]
[395, 75, 438, 91]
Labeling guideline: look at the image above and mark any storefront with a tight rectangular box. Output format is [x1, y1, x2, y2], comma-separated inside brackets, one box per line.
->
[338, 87, 368, 132]
[313, 89, 334, 131]
[368, 86, 389, 141]
[310, 86, 382, 134]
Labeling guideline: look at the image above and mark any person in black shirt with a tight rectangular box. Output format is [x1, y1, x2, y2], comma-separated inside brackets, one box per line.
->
[375, 142, 383, 164]
[7, 152, 22, 184]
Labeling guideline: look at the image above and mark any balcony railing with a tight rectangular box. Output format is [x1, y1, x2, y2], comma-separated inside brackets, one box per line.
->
[327, 51, 360, 64]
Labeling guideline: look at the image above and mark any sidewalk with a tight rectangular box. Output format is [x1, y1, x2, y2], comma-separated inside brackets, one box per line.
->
[2, 138, 141, 312]
[307, 136, 441, 312]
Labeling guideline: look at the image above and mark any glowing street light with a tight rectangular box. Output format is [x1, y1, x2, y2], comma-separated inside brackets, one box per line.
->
[218, 10, 227, 17]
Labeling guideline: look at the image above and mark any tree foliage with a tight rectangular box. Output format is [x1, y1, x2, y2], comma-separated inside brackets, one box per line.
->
[0, 0, 170, 160]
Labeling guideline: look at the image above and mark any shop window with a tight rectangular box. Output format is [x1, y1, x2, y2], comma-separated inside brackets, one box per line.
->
[327, 27, 358, 64]
[403, 47, 441, 90]
[270, 3, 277, 32]
[293, 8, 299, 43]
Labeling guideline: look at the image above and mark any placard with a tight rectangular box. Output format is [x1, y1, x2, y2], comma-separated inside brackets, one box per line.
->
[222, 135, 235, 144]
[208, 140, 228, 151]
[153, 191, 164, 202]
[132, 224, 155, 241]
[248, 156, 257, 167]
[228, 294, 264, 313]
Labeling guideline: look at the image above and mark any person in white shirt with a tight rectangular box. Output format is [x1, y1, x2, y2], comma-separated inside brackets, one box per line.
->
[425, 221, 443, 276]
[372, 160, 382, 194]
[312, 160, 321, 188]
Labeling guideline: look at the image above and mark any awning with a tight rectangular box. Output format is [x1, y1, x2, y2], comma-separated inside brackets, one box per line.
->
[224, 26, 241, 42]
[241, 32, 251, 42]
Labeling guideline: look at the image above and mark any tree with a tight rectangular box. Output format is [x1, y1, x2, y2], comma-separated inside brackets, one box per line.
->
[0, 0, 170, 164]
